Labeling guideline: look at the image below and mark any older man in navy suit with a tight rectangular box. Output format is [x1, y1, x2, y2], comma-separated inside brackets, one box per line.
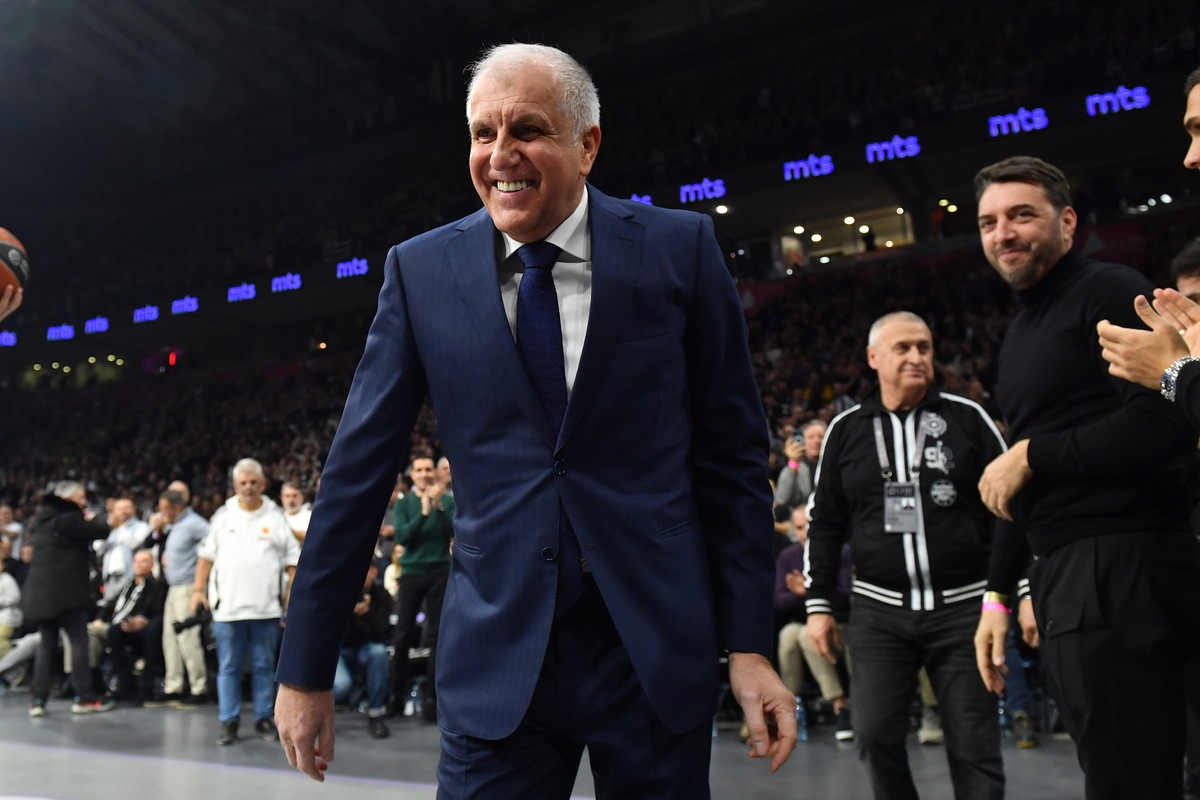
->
[274, 42, 795, 798]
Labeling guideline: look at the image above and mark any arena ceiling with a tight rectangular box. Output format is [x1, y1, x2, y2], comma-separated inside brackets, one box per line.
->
[0, 0, 838, 203]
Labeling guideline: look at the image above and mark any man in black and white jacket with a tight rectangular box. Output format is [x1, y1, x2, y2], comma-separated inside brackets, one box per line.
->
[806, 311, 1006, 800]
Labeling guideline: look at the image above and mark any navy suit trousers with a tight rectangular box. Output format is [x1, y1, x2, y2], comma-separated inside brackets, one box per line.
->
[436, 575, 713, 800]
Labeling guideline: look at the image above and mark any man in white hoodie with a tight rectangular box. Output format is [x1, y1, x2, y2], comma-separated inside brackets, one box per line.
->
[192, 458, 299, 746]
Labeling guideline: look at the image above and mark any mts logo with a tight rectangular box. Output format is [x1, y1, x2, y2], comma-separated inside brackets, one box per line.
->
[85, 317, 109, 334]
[47, 324, 75, 341]
[0, 331, 15, 347]
[783, 154, 834, 181]
[1085, 85, 1150, 116]
[271, 272, 302, 293]
[171, 296, 199, 315]
[988, 107, 1048, 137]
[866, 135, 920, 163]
[228, 283, 257, 302]
[630, 194, 653, 205]
[133, 305, 160, 324]
[679, 178, 725, 204]
[336, 258, 369, 278]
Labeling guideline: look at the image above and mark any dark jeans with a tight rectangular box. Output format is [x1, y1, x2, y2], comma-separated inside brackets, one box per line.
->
[392, 570, 447, 704]
[33, 606, 94, 704]
[1031, 531, 1200, 800]
[848, 599, 1004, 800]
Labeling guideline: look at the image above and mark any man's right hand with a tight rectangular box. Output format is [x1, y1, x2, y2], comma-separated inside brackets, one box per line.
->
[783, 439, 803, 462]
[276, 685, 335, 782]
[806, 612, 841, 664]
[973, 608, 1010, 694]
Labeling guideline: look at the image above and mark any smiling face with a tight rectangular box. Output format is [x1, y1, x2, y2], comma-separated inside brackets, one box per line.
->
[467, 60, 600, 243]
[977, 180, 1076, 291]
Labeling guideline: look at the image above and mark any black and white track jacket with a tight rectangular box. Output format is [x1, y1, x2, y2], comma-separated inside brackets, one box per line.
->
[805, 388, 1005, 615]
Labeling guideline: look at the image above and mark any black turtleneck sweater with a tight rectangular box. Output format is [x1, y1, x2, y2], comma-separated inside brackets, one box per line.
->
[986, 249, 1196, 594]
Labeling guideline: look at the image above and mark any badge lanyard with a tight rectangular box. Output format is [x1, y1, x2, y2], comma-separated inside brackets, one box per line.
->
[875, 412, 927, 533]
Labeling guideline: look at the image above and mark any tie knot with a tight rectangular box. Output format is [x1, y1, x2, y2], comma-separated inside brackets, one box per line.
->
[516, 241, 562, 271]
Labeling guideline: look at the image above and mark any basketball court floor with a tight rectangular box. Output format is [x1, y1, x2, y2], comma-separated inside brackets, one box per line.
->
[0, 692, 1088, 800]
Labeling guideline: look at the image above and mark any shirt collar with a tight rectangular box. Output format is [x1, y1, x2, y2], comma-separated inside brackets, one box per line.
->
[499, 188, 590, 264]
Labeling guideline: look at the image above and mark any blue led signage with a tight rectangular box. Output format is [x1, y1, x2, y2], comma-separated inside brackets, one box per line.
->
[133, 305, 159, 324]
[227, 283, 256, 302]
[679, 178, 726, 204]
[0, 331, 15, 347]
[85, 317, 109, 334]
[783, 154, 834, 181]
[171, 296, 199, 315]
[335, 258, 369, 278]
[865, 135, 920, 163]
[271, 273, 302, 293]
[988, 107, 1048, 137]
[1086, 85, 1150, 116]
[47, 325, 75, 341]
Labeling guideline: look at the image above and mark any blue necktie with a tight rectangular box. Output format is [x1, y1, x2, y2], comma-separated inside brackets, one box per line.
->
[515, 241, 583, 617]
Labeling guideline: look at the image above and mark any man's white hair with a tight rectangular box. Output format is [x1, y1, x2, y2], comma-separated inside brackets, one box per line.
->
[867, 311, 930, 347]
[232, 458, 265, 480]
[466, 43, 600, 140]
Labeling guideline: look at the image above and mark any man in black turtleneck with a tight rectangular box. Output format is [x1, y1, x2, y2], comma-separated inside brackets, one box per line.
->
[972, 155, 1200, 800]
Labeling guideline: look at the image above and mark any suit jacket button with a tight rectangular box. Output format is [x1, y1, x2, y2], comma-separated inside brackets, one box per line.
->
[553, 460, 568, 475]
[542, 547, 557, 561]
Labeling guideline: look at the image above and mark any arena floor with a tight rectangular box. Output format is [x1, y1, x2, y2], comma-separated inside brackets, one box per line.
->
[0, 692, 1090, 800]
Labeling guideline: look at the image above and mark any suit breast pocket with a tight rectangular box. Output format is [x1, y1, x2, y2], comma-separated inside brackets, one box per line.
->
[617, 313, 670, 342]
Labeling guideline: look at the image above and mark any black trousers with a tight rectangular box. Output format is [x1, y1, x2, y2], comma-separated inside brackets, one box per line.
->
[1031, 530, 1200, 800]
[392, 569, 448, 704]
[33, 606, 93, 704]
[848, 600, 1004, 800]
[107, 616, 164, 693]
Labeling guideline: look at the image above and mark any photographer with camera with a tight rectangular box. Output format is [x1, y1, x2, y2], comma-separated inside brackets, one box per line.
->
[774, 420, 826, 531]
[145, 489, 210, 708]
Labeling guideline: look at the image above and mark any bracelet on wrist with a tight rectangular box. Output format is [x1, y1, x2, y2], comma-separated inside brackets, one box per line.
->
[787, 459, 800, 469]
[981, 600, 1010, 613]
[983, 591, 1010, 606]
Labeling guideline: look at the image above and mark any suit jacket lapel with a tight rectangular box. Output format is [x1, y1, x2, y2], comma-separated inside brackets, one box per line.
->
[560, 188, 642, 447]
[446, 210, 557, 448]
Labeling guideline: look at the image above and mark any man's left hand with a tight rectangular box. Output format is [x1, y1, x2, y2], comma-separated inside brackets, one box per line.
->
[978, 440, 1033, 522]
[728, 651, 797, 773]
[1097, 295, 1191, 390]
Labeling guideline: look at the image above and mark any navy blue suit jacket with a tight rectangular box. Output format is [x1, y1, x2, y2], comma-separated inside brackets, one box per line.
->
[276, 186, 774, 739]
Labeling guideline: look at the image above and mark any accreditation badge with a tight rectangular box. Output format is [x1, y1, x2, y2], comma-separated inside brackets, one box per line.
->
[883, 481, 919, 533]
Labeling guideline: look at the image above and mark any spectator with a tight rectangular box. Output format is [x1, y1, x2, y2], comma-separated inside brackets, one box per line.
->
[21, 481, 114, 716]
[774, 506, 852, 741]
[192, 458, 299, 746]
[280, 482, 311, 545]
[149, 489, 210, 708]
[332, 561, 392, 739]
[0, 553, 20, 660]
[774, 419, 826, 522]
[389, 455, 452, 723]
[90, 549, 166, 701]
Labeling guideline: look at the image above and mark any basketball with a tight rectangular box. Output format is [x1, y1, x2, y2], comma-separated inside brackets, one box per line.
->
[0, 227, 29, 295]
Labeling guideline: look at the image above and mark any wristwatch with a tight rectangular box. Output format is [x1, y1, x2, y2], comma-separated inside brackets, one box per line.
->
[1159, 356, 1200, 402]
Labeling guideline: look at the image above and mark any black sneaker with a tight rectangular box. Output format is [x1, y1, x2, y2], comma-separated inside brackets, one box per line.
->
[835, 707, 855, 741]
[368, 716, 391, 740]
[217, 720, 239, 746]
[174, 692, 208, 708]
[254, 718, 279, 741]
[142, 692, 184, 708]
